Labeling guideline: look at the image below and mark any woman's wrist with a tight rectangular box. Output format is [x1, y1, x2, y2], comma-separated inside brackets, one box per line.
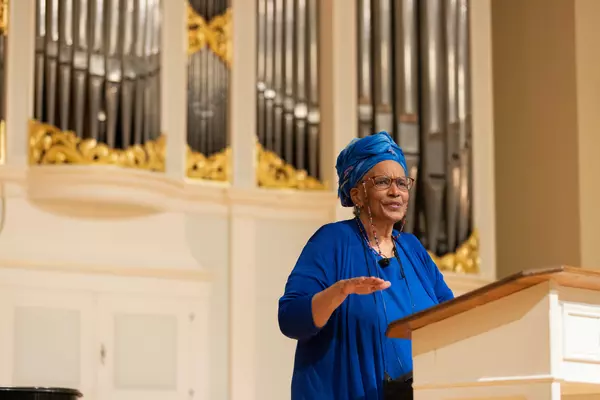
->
[329, 281, 349, 305]
[312, 282, 348, 328]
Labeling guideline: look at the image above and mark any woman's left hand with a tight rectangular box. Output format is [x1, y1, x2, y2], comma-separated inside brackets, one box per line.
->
[310, 277, 391, 328]
[337, 276, 391, 295]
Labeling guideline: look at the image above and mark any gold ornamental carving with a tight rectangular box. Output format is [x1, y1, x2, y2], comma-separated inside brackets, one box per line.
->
[207, 8, 232, 66]
[187, 3, 231, 67]
[0, 0, 7, 36]
[428, 229, 480, 274]
[186, 141, 326, 189]
[257, 143, 326, 190]
[29, 120, 166, 171]
[186, 146, 230, 181]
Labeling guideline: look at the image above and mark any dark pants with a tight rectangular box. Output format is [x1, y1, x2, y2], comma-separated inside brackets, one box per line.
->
[383, 372, 413, 400]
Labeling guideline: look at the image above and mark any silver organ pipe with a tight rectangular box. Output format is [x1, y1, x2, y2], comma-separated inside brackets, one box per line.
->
[256, 0, 322, 180]
[187, 0, 230, 157]
[33, 0, 163, 149]
[357, 0, 474, 261]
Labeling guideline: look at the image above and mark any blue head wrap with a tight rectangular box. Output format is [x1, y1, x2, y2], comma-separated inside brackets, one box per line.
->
[335, 131, 408, 207]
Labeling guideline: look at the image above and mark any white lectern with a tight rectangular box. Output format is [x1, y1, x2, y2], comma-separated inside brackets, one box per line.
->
[387, 267, 600, 399]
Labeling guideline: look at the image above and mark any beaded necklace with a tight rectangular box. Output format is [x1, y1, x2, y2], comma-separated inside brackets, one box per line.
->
[356, 181, 404, 260]
[355, 215, 403, 262]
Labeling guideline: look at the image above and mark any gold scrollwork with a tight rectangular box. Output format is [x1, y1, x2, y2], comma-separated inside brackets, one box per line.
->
[207, 8, 232, 67]
[186, 140, 327, 189]
[187, 3, 209, 55]
[257, 143, 326, 190]
[0, 0, 7, 36]
[186, 146, 230, 181]
[187, 3, 231, 67]
[428, 229, 480, 274]
[29, 120, 166, 172]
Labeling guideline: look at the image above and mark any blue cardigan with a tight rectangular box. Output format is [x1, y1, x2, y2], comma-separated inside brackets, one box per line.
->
[278, 219, 454, 399]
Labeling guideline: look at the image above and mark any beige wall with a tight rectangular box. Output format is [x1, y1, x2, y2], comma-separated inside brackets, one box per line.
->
[574, 0, 600, 270]
[492, 0, 600, 277]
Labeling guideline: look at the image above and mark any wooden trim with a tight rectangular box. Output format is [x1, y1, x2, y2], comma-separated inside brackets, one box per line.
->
[387, 266, 600, 339]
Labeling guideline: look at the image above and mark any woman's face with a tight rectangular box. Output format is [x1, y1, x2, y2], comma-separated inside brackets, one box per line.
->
[350, 160, 411, 224]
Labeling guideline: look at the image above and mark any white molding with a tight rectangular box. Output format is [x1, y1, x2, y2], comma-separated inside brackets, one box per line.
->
[230, 0, 257, 188]
[162, 0, 188, 179]
[228, 186, 336, 208]
[414, 375, 559, 390]
[230, 203, 332, 222]
[229, 213, 257, 400]
[549, 286, 563, 377]
[0, 165, 338, 218]
[0, 258, 213, 282]
[562, 303, 600, 364]
[5, 0, 35, 168]
[0, 166, 27, 183]
[470, 0, 497, 281]
[0, 249, 492, 293]
[0, 266, 212, 297]
[0, 165, 494, 281]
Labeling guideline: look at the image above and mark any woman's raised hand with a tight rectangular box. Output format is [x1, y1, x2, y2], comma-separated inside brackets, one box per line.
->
[311, 276, 391, 328]
[337, 277, 391, 295]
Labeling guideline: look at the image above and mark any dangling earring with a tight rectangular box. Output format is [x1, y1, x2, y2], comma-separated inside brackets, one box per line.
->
[353, 204, 361, 217]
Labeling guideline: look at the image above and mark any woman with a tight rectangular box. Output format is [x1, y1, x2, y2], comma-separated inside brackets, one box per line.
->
[278, 131, 454, 400]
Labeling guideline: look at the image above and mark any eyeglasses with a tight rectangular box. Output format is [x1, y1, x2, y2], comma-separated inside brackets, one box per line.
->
[362, 175, 415, 191]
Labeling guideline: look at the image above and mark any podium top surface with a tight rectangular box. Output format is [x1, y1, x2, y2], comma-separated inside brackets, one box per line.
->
[386, 266, 600, 339]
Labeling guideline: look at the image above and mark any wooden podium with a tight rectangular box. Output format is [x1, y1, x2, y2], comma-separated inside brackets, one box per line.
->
[387, 267, 600, 399]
